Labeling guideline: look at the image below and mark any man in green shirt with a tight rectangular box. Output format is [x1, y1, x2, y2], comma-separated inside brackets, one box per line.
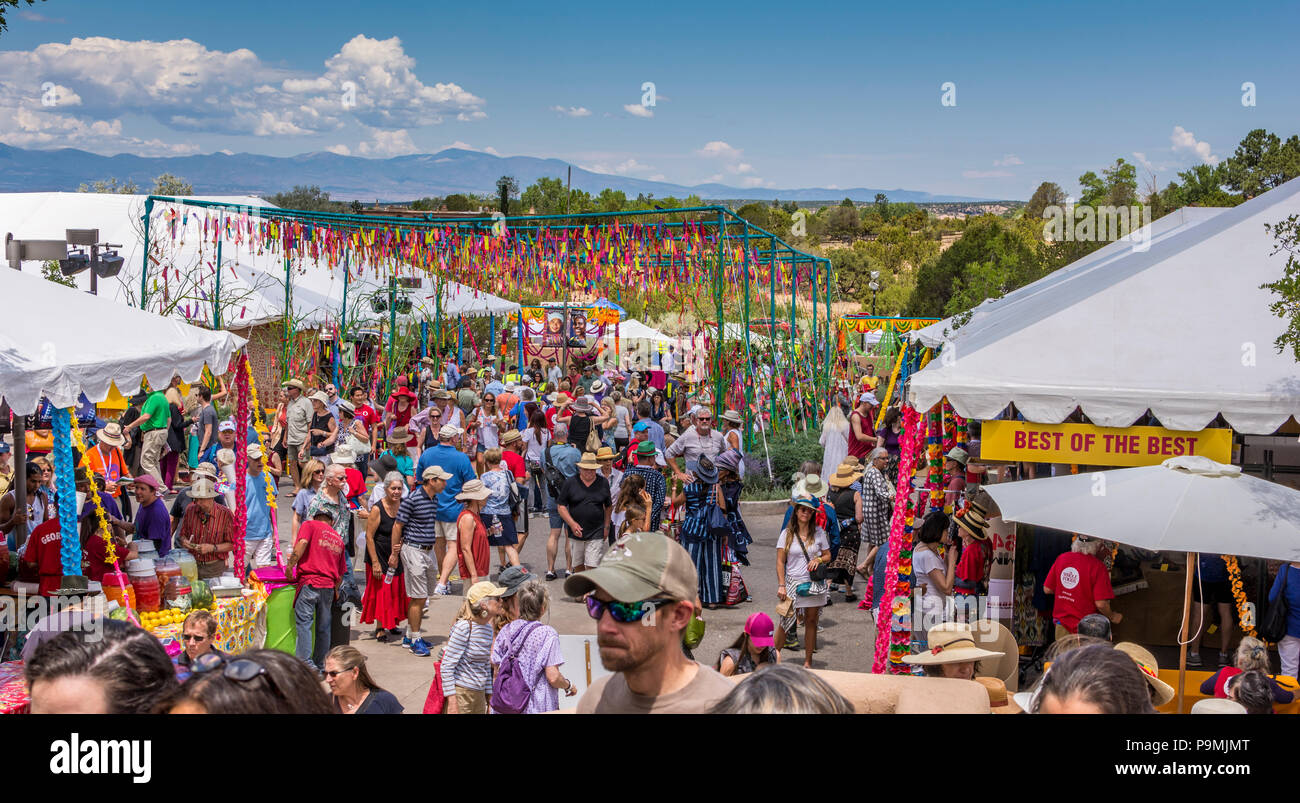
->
[124, 388, 172, 485]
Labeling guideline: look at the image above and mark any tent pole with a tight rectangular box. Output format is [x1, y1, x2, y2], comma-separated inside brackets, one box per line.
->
[824, 258, 832, 406]
[213, 234, 223, 329]
[139, 197, 153, 310]
[1178, 552, 1195, 713]
[457, 315, 464, 366]
[489, 314, 496, 365]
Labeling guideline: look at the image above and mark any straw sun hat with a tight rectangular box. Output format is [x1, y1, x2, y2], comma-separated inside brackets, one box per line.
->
[902, 623, 1006, 667]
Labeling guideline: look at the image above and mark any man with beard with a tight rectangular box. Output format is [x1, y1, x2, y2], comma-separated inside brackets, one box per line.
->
[566, 531, 731, 713]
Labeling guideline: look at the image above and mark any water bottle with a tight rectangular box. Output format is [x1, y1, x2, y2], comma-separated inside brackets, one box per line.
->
[383, 567, 396, 585]
[491, 518, 504, 539]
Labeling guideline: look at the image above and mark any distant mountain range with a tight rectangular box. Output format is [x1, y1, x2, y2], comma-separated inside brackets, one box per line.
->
[0, 144, 1003, 204]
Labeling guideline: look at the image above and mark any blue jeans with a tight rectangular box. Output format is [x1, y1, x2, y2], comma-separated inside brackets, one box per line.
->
[871, 541, 889, 610]
[294, 584, 333, 670]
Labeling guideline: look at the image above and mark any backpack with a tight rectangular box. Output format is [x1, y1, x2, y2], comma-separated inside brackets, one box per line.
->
[491, 621, 544, 714]
[542, 445, 567, 493]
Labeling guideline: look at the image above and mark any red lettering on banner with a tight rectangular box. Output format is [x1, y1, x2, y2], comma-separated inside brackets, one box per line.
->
[1014, 431, 1026, 449]
[1146, 436, 1159, 455]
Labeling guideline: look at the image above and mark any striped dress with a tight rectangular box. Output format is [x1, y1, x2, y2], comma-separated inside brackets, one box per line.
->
[680, 482, 724, 605]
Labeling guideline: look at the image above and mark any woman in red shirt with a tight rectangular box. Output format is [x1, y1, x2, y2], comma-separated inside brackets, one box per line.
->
[454, 480, 492, 586]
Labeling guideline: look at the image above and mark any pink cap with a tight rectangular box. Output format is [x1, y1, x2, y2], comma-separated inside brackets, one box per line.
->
[744, 612, 775, 648]
[132, 474, 160, 491]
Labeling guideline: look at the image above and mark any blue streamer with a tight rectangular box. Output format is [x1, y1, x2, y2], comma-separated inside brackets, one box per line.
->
[52, 407, 79, 577]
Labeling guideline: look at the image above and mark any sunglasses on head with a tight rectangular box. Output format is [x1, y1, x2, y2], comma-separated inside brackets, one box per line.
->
[585, 595, 676, 624]
[191, 653, 278, 693]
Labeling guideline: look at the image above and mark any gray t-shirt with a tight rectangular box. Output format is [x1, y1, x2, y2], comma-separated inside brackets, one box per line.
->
[577, 663, 734, 714]
[613, 405, 631, 439]
[194, 404, 219, 448]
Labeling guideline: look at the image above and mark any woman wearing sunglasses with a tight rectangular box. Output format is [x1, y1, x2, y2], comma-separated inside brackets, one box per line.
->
[490, 578, 575, 713]
[325, 645, 403, 714]
[290, 458, 326, 541]
[167, 649, 333, 714]
[776, 497, 832, 668]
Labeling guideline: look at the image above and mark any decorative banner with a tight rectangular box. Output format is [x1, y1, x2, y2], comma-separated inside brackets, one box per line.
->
[838, 316, 939, 334]
[979, 421, 1232, 467]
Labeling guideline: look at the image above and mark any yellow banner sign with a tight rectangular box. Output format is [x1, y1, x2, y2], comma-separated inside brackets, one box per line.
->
[979, 421, 1232, 467]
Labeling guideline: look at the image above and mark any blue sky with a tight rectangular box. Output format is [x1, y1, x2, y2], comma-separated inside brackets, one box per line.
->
[3, 0, 1299, 199]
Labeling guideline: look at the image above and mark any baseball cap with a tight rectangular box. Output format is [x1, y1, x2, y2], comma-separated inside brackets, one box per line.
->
[0, 441, 10, 454]
[438, 424, 463, 440]
[632, 421, 650, 433]
[421, 465, 452, 481]
[859, 391, 879, 404]
[564, 531, 697, 603]
[132, 474, 160, 491]
[218, 420, 236, 433]
[744, 612, 776, 648]
[466, 581, 506, 606]
[246, 443, 264, 460]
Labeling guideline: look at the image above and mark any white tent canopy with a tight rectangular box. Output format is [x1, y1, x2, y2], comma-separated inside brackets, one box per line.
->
[604, 319, 671, 344]
[1, 192, 519, 329]
[908, 179, 1300, 434]
[0, 267, 245, 415]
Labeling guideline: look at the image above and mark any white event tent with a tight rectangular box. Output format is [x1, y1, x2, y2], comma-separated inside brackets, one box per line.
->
[0, 266, 245, 415]
[908, 178, 1300, 434]
[1, 192, 519, 330]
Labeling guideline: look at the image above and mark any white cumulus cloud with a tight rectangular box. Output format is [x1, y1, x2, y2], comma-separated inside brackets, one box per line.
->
[623, 103, 653, 118]
[1170, 125, 1219, 165]
[993, 154, 1023, 167]
[325, 144, 351, 155]
[550, 105, 591, 117]
[358, 128, 418, 157]
[697, 140, 742, 159]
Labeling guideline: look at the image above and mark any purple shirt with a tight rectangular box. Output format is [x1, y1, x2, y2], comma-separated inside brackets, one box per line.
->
[136, 497, 173, 557]
[489, 620, 565, 714]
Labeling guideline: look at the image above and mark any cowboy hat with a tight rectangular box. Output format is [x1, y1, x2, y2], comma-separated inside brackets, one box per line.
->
[188, 476, 220, 500]
[829, 463, 864, 489]
[590, 380, 606, 394]
[720, 409, 742, 425]
[902, 623, 1006, 666]
[594, 446, 617, 461]
[96, 422, 125, 448]
[455, 479, 492, 501]
[576, 452, 602, 470]
[974, 676, 1022, 714]
[797, 474, 829, 499]
[282, 378, 305, 391]
[500, 429, 522, 446]
[1114, 642, 1176, 707]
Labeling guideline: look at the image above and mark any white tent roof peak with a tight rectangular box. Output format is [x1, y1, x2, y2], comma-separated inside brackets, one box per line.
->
[908, 177, 1300, 435]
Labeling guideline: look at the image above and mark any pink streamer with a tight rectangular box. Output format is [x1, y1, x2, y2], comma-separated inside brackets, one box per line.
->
[871, 404, 920, 674]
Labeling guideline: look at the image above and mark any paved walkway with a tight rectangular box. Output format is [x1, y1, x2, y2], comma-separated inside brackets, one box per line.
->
[267, 487, 881, 712]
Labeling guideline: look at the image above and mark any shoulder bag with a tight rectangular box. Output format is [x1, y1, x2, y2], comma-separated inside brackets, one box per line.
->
[791, 529, 828, 597]
[1261, 567, 1290, 643]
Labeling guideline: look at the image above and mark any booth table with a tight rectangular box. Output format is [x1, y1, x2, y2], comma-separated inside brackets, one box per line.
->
[146, 589, 269, 655]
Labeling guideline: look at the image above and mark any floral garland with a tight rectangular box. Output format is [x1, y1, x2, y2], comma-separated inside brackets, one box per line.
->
[243, 361, 283, 567]
[233, 356, 250, 576]
[70, 426, 140, 625]
[1224, 555, 1255, 638]
[872, 404, 921, 673]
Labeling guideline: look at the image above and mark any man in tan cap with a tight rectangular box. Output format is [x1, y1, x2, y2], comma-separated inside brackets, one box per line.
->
[566, 531, 730, 713]
[282, 378, 313, 492]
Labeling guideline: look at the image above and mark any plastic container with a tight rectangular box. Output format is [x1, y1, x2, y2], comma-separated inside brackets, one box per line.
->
[127, 558, 160, 612]
[133, 540, 158, 559]
[164, 578, 193, 612]
[156, 559, 182, 588]
[175, 551, 198, 581]
[101, 572, 136, 610]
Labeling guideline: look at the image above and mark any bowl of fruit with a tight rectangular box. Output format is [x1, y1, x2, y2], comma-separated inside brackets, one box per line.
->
[137, 608, 187, 632]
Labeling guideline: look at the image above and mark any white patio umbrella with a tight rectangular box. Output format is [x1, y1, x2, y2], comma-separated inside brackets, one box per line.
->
[982, 455, 1300, 712]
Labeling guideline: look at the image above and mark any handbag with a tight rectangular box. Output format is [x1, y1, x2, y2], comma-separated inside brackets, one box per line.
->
[422, 662, 445, 714]
[1261, 567, 1290, 643]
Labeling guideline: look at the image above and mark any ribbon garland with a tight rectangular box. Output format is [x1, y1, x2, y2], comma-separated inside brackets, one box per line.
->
[243, 359, 284, 569]
[52, 408, 80, 577]
[233, 356, 250, 577]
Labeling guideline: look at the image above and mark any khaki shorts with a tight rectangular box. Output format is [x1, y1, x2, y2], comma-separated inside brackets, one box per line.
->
[569, 536, 607, 568]
[436, 520, 458, 543]
[402, 543, 439, 599]
[455, 686, 487, 715]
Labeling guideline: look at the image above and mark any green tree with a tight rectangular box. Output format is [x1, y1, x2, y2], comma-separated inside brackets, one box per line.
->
[443, 194, 473, 212]
[734, 202, 772, 230]
[496, 175, 518, 215]
[350, 199, 363, 213]
[1263, 214, 1300, 361]
[781, 201, 798, 215]
[520, 177, 566, 214]
[905, 216, 1042, 317]
[1223, 129, 1300, 199]
[1160, 163, 1240, 209]
[263, 185, 344, 212]
[840, 197, 855, 208]
[1024, 181, 1067, 221]
[596, 188, 627, 213]
[410, 196, 442, 211]
[874, 193, 888, 217]
[822, 204, 860, 241]
[1102, 158, 1138, 206]
[78, 177, 139, 194]
[151, 173, 192, 195]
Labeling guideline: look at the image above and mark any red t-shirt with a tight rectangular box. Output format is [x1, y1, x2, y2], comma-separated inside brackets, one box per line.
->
[354, 404, 380, 433]
[293, 520, 347, 589]
[456, 510, 490, 580]
[545, 406, 561, 432]
[501, 450, 527, 483]
[344, 467, 366, 502]
[955, 539, 989, 591]
[25, 518, 65, 595]
[1044, 551, 1114, 632]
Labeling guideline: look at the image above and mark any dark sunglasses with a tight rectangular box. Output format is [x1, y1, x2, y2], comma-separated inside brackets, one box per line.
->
[181, 633, 210, 642]
[192, 653, 278, 692]
[585, 595, 676, 624]
[323, 669, 352, 679]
